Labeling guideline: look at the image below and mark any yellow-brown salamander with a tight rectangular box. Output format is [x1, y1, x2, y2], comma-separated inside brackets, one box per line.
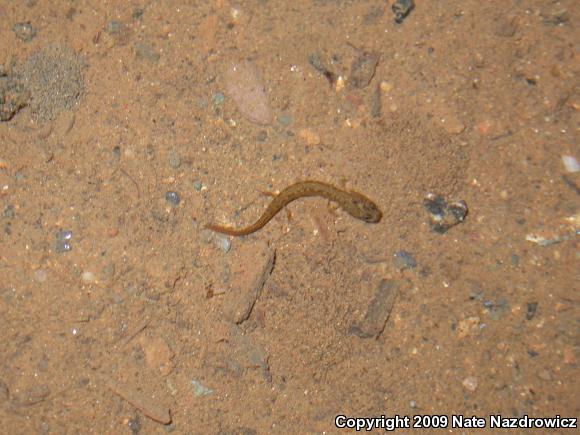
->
[206, 180, 382, 236]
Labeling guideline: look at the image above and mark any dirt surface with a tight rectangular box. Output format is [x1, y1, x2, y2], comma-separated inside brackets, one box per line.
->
[0, 0, 578, 433]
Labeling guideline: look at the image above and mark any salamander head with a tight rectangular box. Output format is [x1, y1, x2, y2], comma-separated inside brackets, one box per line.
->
[347, 192, 383, 223]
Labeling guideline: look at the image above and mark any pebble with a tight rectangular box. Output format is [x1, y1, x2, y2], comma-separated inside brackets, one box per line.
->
[393, 250, 417, 270]
[55, 230, 73, 253]
[475, 120, 493, 135]
[165, 191, 180, 206]
[423, 194, 468, 234]
[190, 379, 213, 397]
[132, 8, 144, 20]
[380, 81, 393, 93]
[277, 114, 292, 126]
[392, 0, 415, 24]
[214, 235, 231, 253]
[537, 369, 553, 381]
[127, 417, 141, 434]
[105, 20, 124, 34]
[13, 22, 36, 42]
[3, 205, 15, 219]
[212, 92, 225, 105]
[441, 116, 466, 135]
[456, 316, 480, 338]
[526, 302, 538, 320]
[298, 128, 321, 146]
[81, 271, 96, 283]
[462, 376, 478, 391]
[561, 155, 579, 173]
[168, 150, 181, 169]
[224, 60, 272, 125]
[192, 181, 203, 192]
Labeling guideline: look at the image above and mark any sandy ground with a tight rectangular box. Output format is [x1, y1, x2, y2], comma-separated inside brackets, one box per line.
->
[0, 0, 578, 433]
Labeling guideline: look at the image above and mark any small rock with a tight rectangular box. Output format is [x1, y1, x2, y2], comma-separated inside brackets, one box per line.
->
[380, 81, 394, 93]
[475, 120, 493, 135]
[127, 416, 141, 434]
[13, 22, 36, 42]
[214, 235, 231, 253]
[190, 379, 213, 397]
[298, 128, 321, 146]
[462, 376, 478, 392]
[393, 250, 416, 270]
[55, 229, 73, 253]
[165, 191, 180, 206]
[277, 114, 292, 126]
[456, 316, 480, 338]
[537, 369, 553, 381]
[81, 271, 96, 283]
[212, 92, 225, 105]
[561, 155, 579, 173]
[392, 0, 415, 24]
[3, 205, 15, 219]
[168, 150, 181, 169]
[525, 302, 538, 320]
[224, 60, 272, 125]
[424, 194, 468, 234]
[442, 115, 465, 135]
[105, 20, 124, 35]
[132, 8, 144, 20]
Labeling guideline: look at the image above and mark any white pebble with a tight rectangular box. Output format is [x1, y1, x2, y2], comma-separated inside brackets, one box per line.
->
[561, 155, 579, 173]
[462, 376, 478, 391]
[82, 271, 96, 283]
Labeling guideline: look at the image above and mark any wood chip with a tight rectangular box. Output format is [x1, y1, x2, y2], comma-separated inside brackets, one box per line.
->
[106, 378, 171, 424]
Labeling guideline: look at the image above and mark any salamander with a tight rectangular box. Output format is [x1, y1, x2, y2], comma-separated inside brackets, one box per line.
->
[205, 180, 382, 236]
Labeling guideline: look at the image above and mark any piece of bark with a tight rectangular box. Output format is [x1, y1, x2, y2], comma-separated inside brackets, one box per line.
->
[349, 279, 398, 339]
[106, 378, 171, 424]
[223, 242, 276, 323]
